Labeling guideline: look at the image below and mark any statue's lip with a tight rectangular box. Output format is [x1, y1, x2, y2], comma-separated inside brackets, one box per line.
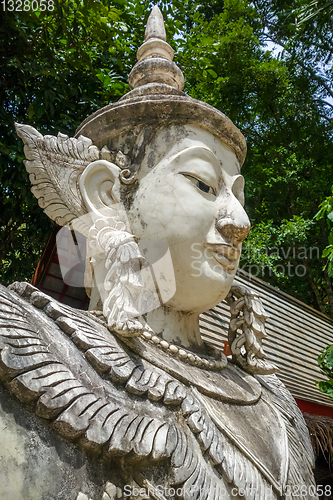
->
[204, 243, 240, 269]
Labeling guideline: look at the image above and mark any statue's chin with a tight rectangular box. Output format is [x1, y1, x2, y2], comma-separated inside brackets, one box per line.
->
[163, 273, 236, 314]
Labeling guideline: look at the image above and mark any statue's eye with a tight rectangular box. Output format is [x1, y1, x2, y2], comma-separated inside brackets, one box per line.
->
[197, 179, 212, 194]
[181, 173, 217, 196]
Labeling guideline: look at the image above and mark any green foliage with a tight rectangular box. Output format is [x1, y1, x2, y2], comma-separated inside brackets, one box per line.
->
[317, 344, 333, 399]
[241, 216, 314, 272]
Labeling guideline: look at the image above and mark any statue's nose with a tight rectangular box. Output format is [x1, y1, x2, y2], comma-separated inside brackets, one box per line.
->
[216, 209, 251, 246]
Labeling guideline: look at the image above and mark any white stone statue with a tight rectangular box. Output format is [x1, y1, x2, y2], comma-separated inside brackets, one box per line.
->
[0, 6, 317, 500]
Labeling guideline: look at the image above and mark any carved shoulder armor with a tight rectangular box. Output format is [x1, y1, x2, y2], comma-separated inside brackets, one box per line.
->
[0, 284, 316, 500]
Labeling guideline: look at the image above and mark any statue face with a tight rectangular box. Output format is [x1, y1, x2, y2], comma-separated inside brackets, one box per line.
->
[126, 125, 250, 313]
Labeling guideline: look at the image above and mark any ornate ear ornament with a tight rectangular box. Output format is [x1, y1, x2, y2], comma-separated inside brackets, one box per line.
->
[15, 122, 135, 235]
[226, 284, 279, 375]
[88, 216, 154, 338]
[14, 121, 156, 338]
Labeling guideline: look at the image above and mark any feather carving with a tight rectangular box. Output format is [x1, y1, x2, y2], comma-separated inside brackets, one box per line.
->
[15, 123, 100, 235]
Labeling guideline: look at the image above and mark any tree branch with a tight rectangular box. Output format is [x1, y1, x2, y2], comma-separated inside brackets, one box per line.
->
[303, 259, 327, 315]
[324, 265, 333, 319]
[258, 12, 333, 99]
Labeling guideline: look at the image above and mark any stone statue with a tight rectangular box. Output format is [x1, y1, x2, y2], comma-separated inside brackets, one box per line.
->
[0, 6, 317, 500]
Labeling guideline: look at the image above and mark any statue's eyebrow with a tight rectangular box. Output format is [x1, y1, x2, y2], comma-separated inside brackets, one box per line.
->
[171, 146, 222, 178]
[203, 147, 220, 161]
[194, 146, 222, 179]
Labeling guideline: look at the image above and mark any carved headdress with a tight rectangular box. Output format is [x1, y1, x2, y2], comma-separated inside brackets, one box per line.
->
[75, 6, 246, 181]
[15, 6, 246, 234]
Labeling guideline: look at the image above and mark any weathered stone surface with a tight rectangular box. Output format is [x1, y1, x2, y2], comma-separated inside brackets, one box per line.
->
[0, 385, 108, 500]
[5, 5, 318, 500]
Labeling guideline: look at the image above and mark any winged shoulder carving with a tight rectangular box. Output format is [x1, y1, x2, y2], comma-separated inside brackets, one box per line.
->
[0, 283, 317, 500]
[15, 123, 100, 235]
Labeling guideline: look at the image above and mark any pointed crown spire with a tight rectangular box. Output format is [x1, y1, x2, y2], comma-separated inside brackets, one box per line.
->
[75, 5, 247, 169]
[144, 5, 166, 41]
[128, 5, 185, 92]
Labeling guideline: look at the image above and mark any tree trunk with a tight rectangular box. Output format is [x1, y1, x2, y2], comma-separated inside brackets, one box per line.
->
[324, 265, 333, 319]
[303, 259, 327, 315]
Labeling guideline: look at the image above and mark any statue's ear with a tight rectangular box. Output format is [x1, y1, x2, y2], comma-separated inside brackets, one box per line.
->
[80, 160, 121, 217]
